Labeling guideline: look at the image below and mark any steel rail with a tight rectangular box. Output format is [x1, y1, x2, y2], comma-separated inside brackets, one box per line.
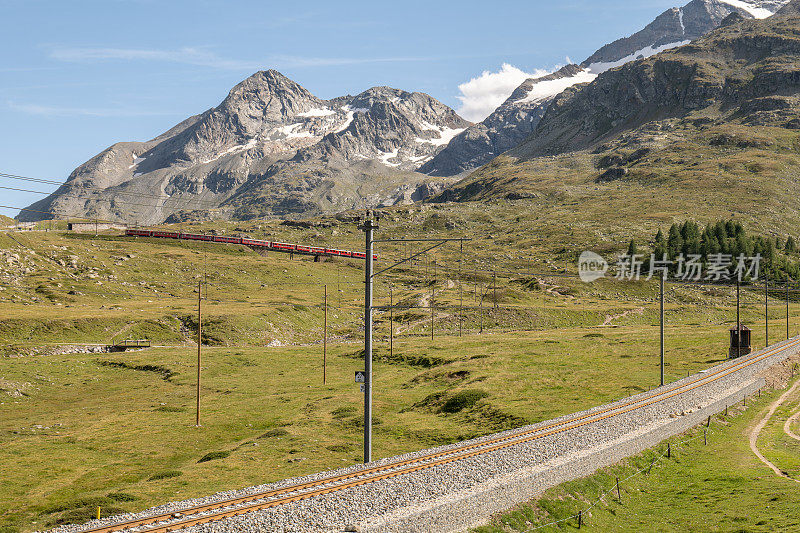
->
[81, 337, 800, 533]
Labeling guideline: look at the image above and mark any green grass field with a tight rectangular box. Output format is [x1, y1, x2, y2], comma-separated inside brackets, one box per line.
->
[0, 324, 772, 533]
[1, 225, 798, 532]
[473, 375, 800, 532]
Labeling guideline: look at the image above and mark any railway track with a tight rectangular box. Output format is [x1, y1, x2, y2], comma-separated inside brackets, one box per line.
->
[80, 337, 800, 533]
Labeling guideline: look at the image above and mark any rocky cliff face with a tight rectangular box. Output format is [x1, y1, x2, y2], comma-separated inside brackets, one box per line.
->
[421, 0, 789, 178]
[20, 71, 470, 224]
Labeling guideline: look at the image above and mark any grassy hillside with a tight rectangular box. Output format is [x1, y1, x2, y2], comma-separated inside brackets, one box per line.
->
[0, 325, 779, 533]
[2, 208, 798, 532]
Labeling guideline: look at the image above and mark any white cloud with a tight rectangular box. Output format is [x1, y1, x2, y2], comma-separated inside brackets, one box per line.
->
[456, 63, 549, 122]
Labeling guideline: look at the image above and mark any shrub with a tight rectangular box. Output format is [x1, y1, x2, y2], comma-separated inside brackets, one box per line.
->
[441, 390, 489, 413]
[197, 451, 230, 463]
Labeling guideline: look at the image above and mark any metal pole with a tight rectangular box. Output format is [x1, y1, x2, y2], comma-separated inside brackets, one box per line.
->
[766, 276, 769, 347]
[660, 274, 665, 387]
[430, 284, 435, 341]
[323, 284, 327, 385]
[737, 278, 741, 359]
[787, 281, 790, 341]
[459, 239, 463, 337]
[363, 213, 376, 464]
[480, 285, 484, 334]
[389, 286, 393, 358]
[493, 271, 497, 310]
[196, 280, 201, 427]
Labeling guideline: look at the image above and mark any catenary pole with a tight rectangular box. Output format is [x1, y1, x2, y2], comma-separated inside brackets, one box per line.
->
[323, 284, 327, 385]
[362, 212, 377, 464]
[737, 278, 741, 359]
[660, 273, 665, 387]
[196, 280, 202, 427]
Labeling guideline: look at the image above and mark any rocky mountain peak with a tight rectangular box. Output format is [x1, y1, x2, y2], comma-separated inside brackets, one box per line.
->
[20, 71, 469, 223]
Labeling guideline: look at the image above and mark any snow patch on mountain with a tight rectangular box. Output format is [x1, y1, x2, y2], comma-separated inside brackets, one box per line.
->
[586, 40, 690, 74]
[517, 70, 598, 104]
[379, 147, 401, 167]
[199, 138, 258, 165]
[718, 0, 774, 18]
[297, 108, 336, 117]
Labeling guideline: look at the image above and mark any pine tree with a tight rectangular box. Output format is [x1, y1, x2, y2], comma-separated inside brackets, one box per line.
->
[787, 236, 797, 253]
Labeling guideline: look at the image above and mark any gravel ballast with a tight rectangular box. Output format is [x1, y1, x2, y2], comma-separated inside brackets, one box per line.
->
[51, 337, 800, 533]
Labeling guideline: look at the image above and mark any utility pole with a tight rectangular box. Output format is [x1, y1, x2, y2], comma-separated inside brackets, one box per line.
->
[766, 275, 769, 347]
[323, 284, 328, 385]
[459, 239, 463, 337]
[430, 284, 435, 341]
[660, 273, 665, 387]
[737, 278, 741, 359]
[196, 280, 202, 427]
[389, 286, 393, 358]
[787, 280, 791, 341]
[493, 271, 498, 310]
[361, 212, 378, 464]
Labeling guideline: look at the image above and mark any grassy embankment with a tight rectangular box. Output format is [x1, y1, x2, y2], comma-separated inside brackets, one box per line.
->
[473, 374, 800, 532]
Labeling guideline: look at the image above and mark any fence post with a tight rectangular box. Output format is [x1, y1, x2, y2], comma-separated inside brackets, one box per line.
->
[667, 443, 671, 458]
[704, 428, 707, 446]
[578, 509, 582, 529]
[616, 476, 622, 502]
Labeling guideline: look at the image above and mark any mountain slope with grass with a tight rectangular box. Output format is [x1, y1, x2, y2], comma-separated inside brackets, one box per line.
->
[436, 1, 800, 235]
[420, 0, 789, 178]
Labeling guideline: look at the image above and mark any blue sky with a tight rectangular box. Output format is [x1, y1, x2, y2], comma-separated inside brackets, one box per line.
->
[0, 0, 682, 218]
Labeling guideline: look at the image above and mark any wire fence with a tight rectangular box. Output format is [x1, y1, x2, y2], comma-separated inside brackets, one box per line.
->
[521, 404, 752, 532]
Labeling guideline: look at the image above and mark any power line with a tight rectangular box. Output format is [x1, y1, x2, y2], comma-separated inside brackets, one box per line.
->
[0, 171, 219, 208]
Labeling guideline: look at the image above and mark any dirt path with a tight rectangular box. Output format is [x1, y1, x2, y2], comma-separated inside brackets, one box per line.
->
[784, 406, 800, 442]
[749, 379, 800, 483]
[602, 307, 645, 327]
[537, 278, 576, 300]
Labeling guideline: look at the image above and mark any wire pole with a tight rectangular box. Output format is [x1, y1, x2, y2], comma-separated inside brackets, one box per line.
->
[787, 280, 790, 341]
[660, 273, 665, 387]
[459, 239, 463, 337]
[196, 280, 202, 427]
[493, 271, 498, 310]
[766, 277, 772, 345]
[737, 278, 741, 359]
[323, 284, 327, 385]
[430, 284, 435, 341]
[389, 286, 393, 358]
[361, 213, 377, 464]
[480, 285, 485, 334]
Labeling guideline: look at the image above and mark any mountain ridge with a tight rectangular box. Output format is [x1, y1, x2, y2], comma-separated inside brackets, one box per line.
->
[20, 71, 471, 224]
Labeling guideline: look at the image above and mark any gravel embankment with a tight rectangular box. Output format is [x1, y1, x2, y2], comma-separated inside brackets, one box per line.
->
[49, 337, 800, 533]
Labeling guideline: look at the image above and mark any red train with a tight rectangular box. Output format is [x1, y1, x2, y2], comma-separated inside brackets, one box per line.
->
[125, 229, 374, 260]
